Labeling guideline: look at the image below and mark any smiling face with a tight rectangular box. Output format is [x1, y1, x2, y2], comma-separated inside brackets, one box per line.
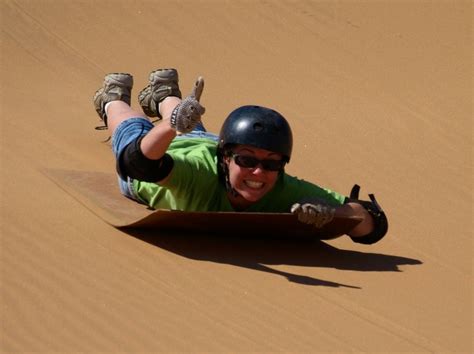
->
[224, 145, 284, 210]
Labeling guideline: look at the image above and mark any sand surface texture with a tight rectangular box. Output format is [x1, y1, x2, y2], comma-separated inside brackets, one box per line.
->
[1, 1, 472, 352]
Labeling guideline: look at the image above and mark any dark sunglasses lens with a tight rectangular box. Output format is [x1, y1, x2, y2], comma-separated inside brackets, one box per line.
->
[261, 160, 284, 171]
[235, 155, 259, 168]
[234, 155, 284, 171]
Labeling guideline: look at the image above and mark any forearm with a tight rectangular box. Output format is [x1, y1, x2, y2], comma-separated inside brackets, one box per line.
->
[338, 202, 375, 237]
[140, 119, 177, 159]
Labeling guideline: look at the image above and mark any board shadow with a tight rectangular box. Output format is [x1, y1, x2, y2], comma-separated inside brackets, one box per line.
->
[122, 228, 422, 288]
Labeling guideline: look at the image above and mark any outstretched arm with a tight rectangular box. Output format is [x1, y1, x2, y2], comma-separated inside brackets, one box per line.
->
[291, 186, 388, 244]
[140, 77, 205, 160]
[118, 77, 205, 184]
[291, 201, 374, 235]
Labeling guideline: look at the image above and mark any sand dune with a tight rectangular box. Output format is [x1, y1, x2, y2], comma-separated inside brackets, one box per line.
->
[1, 1, 472, 352]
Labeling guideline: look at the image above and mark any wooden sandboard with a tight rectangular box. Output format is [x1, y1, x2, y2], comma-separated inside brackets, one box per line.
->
[42, 169, 362, 239]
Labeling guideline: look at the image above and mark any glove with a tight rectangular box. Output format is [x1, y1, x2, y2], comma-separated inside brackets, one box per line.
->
[170, 76, 205, 134]
[291, 201, 336, 228]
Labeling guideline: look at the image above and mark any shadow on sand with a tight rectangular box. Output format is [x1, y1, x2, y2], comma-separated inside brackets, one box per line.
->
[123, 228, 422, 289]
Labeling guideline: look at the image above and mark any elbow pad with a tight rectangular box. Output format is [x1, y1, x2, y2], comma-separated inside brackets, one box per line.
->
[345, 184, 389, 245]
[116, 135, 174, 182]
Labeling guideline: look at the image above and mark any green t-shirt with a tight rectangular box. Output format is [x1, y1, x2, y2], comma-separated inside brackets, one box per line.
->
[133, 138, 345, 212]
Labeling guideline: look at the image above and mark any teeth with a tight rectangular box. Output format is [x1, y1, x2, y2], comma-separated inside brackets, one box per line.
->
[245, 180, 264, 189]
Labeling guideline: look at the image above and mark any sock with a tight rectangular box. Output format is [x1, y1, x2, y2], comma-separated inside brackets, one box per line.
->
[104, 101, 115, 117]
[158, 101, 163, 116]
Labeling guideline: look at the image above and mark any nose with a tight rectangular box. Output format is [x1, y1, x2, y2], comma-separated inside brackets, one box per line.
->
[250, 165, 266, 175]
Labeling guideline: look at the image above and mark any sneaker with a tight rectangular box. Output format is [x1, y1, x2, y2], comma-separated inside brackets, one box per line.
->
[93, 73, 133, 128]
[138, 68, 182, 118]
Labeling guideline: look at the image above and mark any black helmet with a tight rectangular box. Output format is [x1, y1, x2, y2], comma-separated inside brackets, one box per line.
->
[218, 105, 293, 162]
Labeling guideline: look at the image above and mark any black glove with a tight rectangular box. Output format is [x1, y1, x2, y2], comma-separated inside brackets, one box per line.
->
[170, 77, 205, 134]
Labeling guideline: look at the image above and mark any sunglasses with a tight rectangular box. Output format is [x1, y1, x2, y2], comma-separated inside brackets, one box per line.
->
[230, 153, 286, 171]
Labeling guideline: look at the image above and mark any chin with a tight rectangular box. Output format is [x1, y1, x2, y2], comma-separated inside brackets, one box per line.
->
[239, 189, 266, 202]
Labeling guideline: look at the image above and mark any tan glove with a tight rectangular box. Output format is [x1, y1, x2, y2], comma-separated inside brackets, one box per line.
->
[291, 201, 336, 228]
[170, 76, 205, 134]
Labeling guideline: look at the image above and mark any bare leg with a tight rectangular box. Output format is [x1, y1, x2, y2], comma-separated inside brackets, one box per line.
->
[106, 101, 148, 134]
[106, 96, 182, 135]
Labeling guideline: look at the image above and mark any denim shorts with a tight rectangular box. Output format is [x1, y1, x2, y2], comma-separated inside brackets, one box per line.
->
[111, 118, 218, 201]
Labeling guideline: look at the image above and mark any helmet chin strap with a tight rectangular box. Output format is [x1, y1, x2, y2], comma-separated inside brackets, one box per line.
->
[222, 158, 241, 198]
[229, 185, 240, 198]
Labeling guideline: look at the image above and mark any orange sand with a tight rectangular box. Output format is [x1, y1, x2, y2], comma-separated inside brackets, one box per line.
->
[1, 1, 472, 352]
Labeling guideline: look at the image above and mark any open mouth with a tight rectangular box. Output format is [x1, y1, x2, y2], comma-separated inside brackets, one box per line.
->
[244, 180, 264, 189]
